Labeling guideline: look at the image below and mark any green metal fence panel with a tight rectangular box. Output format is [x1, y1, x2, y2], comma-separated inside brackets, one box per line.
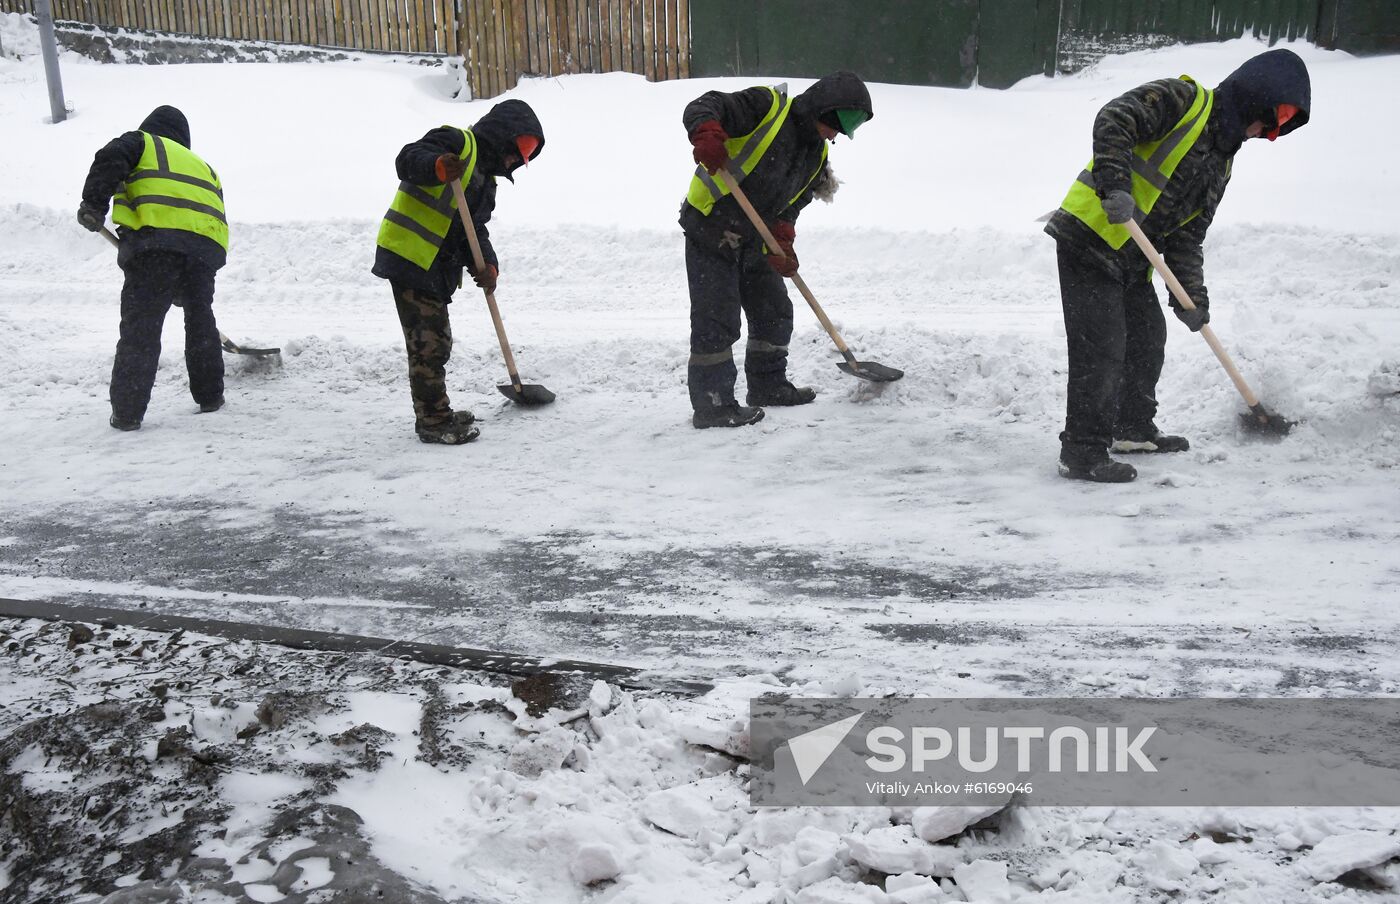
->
[977, 0, 1056, 88]
[690, 0, 979, 87]
[689, 0, 1389, 91]
[687, 0, 754, 76]
[1057, 0, 1320, 73]
[1319, 0, 1400, 54]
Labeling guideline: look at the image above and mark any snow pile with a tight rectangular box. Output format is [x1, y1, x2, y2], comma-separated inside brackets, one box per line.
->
[0, 11, 41, 61]
[6, 619, 1400, 903]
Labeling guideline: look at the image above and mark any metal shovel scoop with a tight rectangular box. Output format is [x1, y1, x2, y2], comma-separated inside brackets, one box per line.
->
[219, 333, 281, 359]
[498, 374, 555, 405]
[836, 351, 904, 383]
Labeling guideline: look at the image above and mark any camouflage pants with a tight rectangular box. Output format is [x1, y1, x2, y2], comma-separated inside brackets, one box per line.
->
[392, 283, 454, 427]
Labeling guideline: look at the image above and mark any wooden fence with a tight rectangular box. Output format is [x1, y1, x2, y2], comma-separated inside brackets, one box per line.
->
[0, 0, 690, 98]
[461, 0, 689, 100]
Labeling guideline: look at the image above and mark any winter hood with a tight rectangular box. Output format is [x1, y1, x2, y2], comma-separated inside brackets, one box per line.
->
[1211, 49, 1311, 154]
[138, 105, 191, 148]
[471, 99, 546, 182]
[794, 71, 874, 128]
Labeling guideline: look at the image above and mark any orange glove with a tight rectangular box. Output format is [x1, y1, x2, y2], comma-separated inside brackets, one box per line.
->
[765, 221, 798, 278]
[435, 154, 466, 183]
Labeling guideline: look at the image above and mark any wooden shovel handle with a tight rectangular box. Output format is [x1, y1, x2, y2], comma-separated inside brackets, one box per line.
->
[712, 168, 859, 365]
[450, 178, 522, 389]
[1124, 219, 1261, 409]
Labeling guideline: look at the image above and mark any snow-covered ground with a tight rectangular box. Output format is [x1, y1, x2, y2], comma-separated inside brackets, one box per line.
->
[7, 617, 1400, 903]
[2, 11, 1399, 902]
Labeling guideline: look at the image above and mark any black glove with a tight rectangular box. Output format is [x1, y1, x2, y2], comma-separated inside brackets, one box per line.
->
[76, 203, 105, 233]
[1100, 189, 1135, 225]
[1170, 299, 1210, 332]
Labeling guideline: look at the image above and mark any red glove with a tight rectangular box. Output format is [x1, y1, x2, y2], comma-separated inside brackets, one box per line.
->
[765, 220, 798, 278]
[689, 121, 730, 174]
[472, 264, 498, 292]
[435, 153, 466, 183]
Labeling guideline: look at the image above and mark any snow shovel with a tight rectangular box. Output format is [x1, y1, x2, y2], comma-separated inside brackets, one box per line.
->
[1125, 219, 1292, 436]
[449, 178, 555, 406]
[713, 169, 903, 383]
[97, 226, 280, 359]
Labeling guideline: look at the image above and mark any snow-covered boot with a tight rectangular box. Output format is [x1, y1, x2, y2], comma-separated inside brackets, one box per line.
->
[199, 396, 224, 413]
[109, 414, 141, 432]
[693, 404, 765, 429]
[746, 382, 816, 407]
[416, 412, 479, 445]
[1112, 423, 1189, 453]
[1058, 445, 1136, 483]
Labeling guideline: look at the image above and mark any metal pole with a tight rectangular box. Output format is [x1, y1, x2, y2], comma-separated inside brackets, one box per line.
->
[34, 0, 68, 124]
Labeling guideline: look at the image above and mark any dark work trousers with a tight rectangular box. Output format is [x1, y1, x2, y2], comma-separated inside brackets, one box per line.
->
[391, 282, 455, 427]
[110, 251, 223, 422]
[685, 231, 794, 411]
[1057, 241, 1166, 461]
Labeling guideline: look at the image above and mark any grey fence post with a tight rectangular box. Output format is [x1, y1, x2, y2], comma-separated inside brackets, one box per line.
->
[34, 0, 68, 123]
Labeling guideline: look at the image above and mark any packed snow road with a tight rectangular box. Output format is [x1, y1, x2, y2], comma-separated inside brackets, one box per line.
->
[2, 212, 1397, 697]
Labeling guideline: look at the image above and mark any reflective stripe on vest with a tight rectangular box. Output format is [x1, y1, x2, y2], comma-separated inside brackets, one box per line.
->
[111, 132, 228, 251]
[376, 128, 479, 271]
[1059, 77, 1213, 251]
[686, 85, 828, 217]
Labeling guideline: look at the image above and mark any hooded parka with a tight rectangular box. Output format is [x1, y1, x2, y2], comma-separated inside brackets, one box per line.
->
[678, 71, 873, 249]
[81, 106, 228, 273]
[1046, 49, 1312, 309]
[372, 99, 545, 301]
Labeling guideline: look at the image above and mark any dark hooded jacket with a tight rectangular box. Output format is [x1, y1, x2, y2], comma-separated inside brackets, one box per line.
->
[678, 71, 874, 250]
[1045, 49, 1310, 310]
[81, 105, 227, 272]
[371, 99, 545, 301]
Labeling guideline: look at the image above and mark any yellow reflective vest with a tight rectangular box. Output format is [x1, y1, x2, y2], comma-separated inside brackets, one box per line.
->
[1059, 77, 1213, 250]
[685, 86, 829, 216]
[376, 128, 479, 271]
[112, 132, 228, 251]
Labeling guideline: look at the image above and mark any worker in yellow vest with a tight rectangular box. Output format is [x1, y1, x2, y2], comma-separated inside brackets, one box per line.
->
[1045, 49, 1310, 482]
[680, 72, 873, 429]
[372, 100, 545, 446]
[77, 106, 229, 431]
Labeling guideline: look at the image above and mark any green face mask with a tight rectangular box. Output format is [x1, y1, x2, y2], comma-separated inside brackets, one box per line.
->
[835, 108, 869, 138]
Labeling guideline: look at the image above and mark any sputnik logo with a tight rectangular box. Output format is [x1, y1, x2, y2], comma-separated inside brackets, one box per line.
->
[787, 712, 864, 785]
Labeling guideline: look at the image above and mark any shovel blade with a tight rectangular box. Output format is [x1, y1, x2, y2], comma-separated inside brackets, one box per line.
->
[498, 382, 556, 406]
[1239, 403, 1293, 438]
[220, 337, 281, 359]
[836, 360, 904, 383]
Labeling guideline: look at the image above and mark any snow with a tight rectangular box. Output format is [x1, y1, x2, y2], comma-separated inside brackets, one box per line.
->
[951, 858, 1011, 902]
[1130, 838, 1200, 892]
[1302, 831, 1400, 881]
[913, 806, 1006, 843]
[641, 774, 747, 840]
[2, 10, 1400, 904]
